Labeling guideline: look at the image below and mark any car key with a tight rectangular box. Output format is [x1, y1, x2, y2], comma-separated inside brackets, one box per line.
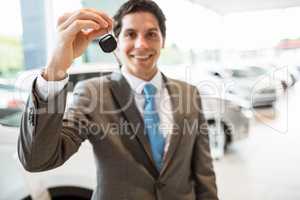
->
[98, 34, 117, 53]
[98, 30, 122, 68]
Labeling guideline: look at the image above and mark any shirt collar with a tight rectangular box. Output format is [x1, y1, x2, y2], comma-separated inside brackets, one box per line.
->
[121, 67, 163, 95]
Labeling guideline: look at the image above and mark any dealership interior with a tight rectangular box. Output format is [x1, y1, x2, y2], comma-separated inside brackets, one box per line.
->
[1, 0, 300, 199]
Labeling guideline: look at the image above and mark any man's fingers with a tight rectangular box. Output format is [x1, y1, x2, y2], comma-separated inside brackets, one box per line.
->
[87, 29, 109, 41]
[57, 12, 72, 26]
[58, 9, 109, 32]
[85, 8, 113, 33]
[85, 8, 113, 26]
[65, 20, 100, 36]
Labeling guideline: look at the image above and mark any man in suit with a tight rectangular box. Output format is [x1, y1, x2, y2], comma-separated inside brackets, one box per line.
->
[18, 0, 219, 199]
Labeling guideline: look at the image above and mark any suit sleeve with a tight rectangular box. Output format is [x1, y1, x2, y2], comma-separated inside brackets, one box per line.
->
[35, 72, 69, 100]
[18, 78, 93, 172]
[192, 87, 219, 200]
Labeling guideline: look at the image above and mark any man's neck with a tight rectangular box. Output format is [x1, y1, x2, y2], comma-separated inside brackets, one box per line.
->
[124, 66, 158, 81]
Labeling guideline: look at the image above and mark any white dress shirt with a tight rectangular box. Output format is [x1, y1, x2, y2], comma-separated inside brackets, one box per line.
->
[35, 67, 174, 158]
[36, 73, 69, 100]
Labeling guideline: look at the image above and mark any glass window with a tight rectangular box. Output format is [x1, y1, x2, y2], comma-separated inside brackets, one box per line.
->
[0, 0, 23, 78]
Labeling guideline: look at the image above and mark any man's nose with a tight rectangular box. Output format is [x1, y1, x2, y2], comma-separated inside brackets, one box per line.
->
[134, 36, 149, 49]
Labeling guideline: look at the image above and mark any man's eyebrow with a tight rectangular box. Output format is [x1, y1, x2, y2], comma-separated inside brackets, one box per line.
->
[123, 28, 135, 32]
[124, 27, 158, 31]
[148, 28, 159, 32]
[123, 28, 159, 33]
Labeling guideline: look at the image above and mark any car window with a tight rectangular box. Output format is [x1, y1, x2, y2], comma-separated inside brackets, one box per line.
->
[231, 69, 249, 78]
[231, 67, 267, 78]
[0, 83, 15, 91]
[0, 108, 23, 127]
[247, 66, 267, 76]
[0, 71, 114, 127]
[0, 82, 27, 127]
[68, 71, 112, 92]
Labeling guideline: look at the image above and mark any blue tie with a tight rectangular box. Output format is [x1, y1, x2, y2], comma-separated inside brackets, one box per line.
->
[143, 83, 166, 171]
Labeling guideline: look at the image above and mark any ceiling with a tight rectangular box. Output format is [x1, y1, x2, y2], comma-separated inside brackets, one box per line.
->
[190, 0, 300, 14]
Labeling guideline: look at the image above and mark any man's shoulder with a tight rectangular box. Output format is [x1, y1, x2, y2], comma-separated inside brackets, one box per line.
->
[164, 76, 197, 91]
[72, 73, 115, 92]
[77, 73, 116, 85]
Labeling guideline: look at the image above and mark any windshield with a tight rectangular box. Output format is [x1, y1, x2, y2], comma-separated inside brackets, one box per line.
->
[231, 66, 267, 78]
[0, 71, 114, 127]
[0, 83, 26, 127]
[68, 71, 112, 92]
[0, 108, 23, 127]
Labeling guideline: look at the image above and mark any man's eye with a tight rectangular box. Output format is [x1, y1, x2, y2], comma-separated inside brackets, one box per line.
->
[147, 32, 158, 39]
[125, 32, 136, 38]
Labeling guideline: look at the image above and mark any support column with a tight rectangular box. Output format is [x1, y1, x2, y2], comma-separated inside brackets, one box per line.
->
[20, 0, 47, 69]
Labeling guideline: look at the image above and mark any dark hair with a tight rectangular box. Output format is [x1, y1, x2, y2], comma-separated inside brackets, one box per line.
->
[113, 0, 166, 39]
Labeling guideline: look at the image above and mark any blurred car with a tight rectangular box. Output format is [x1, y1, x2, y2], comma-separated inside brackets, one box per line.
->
[0, 110, 31, 200]
[160, 65, 252, 158]
[0, 64, 118, 199]
[201, 95, 252, 159]
[210, 66, 279, 108]
[0, 107, 96, 199]
[0, 82, 26, 109]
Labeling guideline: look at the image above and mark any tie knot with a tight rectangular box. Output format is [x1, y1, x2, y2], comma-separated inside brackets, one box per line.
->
[143, 83, 157, 98]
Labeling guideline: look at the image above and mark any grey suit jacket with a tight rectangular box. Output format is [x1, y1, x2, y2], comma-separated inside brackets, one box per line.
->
[18, 72, 218, 200]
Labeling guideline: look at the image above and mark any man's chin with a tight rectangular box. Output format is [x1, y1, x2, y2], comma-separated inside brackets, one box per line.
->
[125, 63, 157, 75]
[130, 61, 156, 70]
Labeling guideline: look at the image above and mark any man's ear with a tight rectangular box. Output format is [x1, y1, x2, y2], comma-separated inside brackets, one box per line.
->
[162, 39, 165, 48]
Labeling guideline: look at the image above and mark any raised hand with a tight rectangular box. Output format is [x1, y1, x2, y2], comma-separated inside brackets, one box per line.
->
[44, 8, 113, 81]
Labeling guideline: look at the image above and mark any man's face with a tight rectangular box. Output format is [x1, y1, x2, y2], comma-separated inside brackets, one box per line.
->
[117, 12, 165, 78]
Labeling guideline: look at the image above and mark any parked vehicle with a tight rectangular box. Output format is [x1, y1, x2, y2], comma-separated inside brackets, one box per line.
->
[201, 96, 252, 159]
[1, 64, 117, 199]
[0, 82, 26, 109]
[160, 65, 252, 158]
[0, 110, 96, 199]
[209, 66, 279, 108]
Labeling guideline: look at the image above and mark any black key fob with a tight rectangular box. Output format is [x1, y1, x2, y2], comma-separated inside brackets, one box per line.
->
[98, 34, 117, 53]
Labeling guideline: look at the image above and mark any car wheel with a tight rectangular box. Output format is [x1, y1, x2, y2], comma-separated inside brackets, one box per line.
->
[207, 119, 227, 160]
[48, 186, 92, 200]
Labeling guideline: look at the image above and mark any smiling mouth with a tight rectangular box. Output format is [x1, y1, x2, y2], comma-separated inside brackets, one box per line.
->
[131, 54, 153, 61]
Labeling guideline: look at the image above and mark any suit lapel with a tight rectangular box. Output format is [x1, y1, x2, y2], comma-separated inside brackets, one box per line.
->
[160, 75, 185, 175]
[109, 72, 159, 177]
[109, 72, 185, 177]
